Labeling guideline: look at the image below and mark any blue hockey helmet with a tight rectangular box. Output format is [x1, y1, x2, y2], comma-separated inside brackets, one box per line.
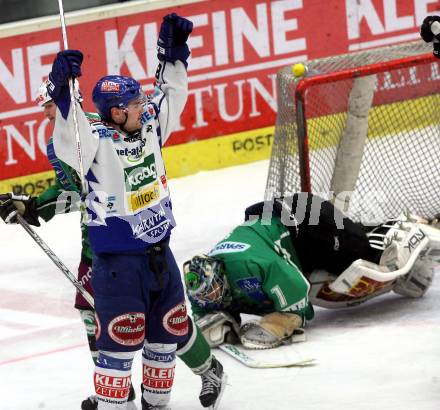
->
[92, 75, 142, 121]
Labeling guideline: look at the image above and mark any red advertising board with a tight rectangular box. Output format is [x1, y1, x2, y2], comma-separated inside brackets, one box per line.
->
[0, 0, 439, 182]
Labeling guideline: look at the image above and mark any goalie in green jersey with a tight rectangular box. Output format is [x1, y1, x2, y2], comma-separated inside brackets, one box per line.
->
[184, 194, 440, 350]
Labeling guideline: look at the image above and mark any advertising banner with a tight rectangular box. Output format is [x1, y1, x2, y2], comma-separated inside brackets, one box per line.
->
[0, 0, 438, 194]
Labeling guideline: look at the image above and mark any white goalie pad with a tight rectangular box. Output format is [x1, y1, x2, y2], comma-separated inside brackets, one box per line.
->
[330, 222, 430, 296]
[309, 216, 440, 306]
[417, 223, 440, 265]
[393, 257, 434, 298]
[196, 312, 240, 348]
[308, 270, 394, 309]
[369, 213, 440, 264]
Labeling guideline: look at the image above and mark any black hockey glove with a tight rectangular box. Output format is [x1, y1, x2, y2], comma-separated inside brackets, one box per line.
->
[420, 15, 440, 43]
[420, 15, 440, 58]
[157, 13, 193, 66]
[0, 193, 40, 227]
[49, 50, 83, 88]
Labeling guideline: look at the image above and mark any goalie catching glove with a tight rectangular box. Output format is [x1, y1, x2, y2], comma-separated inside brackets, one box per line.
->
[240, 312, 304, 350]
[0, 193, 40, 226]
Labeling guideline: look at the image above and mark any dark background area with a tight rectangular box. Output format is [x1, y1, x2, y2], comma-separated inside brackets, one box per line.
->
[0, 0, 130, 24]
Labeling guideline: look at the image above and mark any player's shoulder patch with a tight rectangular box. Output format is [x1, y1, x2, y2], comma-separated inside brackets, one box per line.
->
[86, 116, 120, 142]
[209, 241, 251, 256]
[85, 111, 101, 124]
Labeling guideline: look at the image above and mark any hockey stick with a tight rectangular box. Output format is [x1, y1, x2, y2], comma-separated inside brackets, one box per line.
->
[218, 344, 315, 368]
[17, 214, 94, 308]
[57, 0, 88, 195]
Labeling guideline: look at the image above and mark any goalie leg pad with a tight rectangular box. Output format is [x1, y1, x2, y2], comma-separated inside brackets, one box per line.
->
[240, 312, 302, 350]
[393, 259, 434, 298]
[196, 312, 240, 347]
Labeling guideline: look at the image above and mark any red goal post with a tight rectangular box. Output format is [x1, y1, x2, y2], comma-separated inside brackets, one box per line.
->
[265, 41, 440, 225]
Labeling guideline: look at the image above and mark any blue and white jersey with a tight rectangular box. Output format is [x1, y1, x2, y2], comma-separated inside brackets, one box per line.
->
[52, 60, 188, 253]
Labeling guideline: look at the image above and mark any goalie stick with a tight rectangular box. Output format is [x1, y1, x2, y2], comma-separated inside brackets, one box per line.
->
[218, 344, 315, 368]
[17, 214, 94, 307]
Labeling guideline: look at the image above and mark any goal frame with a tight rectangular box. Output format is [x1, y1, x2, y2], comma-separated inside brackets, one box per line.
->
[294, 52, 436, 194]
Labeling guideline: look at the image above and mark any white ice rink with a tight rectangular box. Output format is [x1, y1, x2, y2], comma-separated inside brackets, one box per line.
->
[1, 159, 439, 410]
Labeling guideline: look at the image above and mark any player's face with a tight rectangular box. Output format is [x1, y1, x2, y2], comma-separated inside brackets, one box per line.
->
[43, 101, 56, 123]
[122, 95, 147, 132]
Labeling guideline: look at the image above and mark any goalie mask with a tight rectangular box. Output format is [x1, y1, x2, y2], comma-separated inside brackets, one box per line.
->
[183, 255, 230, 309]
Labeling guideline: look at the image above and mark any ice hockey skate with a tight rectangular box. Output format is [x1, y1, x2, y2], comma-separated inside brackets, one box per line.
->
[199, 356, 227, 410]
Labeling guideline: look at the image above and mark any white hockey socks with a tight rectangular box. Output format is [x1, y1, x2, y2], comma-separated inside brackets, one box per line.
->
[94, 351, 135, 409]
[142, 342, 177, 407]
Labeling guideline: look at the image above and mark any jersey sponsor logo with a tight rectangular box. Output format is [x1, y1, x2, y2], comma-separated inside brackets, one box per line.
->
[94, 372, 131, 399]
[106, 195, 117, 214]
[123, 133, 142, 143]
[78, 263, 92, 287]
[127, 181, 160, 212]
[97, 353, 133, 371]
[131, 206, 170, 239]
[116, 136, 147, 161]
[124, 153, 157, 191]
[143, 364, 175, 390]
[236, 278, 266, 301]
[209, 241, 251, 255]
[108, 312, 145, 346]
[143, 350, 175, 363]
[128, 153, 145, 163]
[162, 302, 188, 336]
[100, 81, 121, 93]
[117, 146, 143, 160]
[96, 128, 115, 139]
[141, 110, 155, 125]
[160, 175, 167, 190]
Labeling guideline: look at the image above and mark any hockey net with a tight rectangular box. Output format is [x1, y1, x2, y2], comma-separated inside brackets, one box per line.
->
[265, 41, 440, 224]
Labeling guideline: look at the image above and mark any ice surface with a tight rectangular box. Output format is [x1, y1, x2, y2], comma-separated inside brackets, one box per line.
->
[1, 159, 439, 410]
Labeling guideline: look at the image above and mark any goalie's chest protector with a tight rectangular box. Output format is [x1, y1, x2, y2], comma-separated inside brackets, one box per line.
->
[85, 116, 175, 253]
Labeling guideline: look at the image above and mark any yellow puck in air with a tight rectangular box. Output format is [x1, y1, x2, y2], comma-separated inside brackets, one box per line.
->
[292, 63, 306, 77]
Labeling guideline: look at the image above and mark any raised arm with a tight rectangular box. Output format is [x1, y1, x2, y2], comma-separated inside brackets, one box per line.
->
[48, 50, 98, 174]
[150, 13, 193, 144]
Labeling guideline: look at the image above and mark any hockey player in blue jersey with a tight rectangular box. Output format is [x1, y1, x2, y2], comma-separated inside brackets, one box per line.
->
[46, 13, 225, 410]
